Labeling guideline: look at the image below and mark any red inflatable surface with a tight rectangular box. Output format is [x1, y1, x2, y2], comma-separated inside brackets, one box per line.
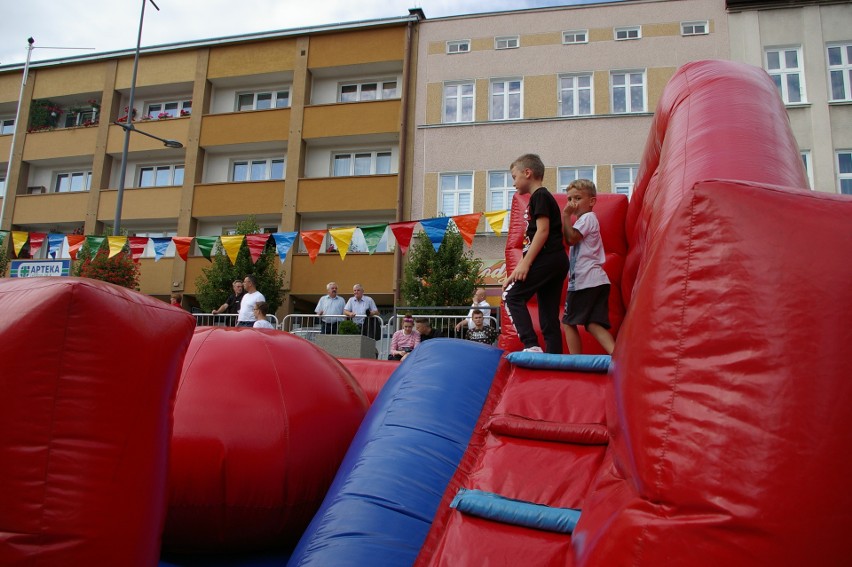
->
[0, 278, 195, 567]
[337, 358, 397, 404]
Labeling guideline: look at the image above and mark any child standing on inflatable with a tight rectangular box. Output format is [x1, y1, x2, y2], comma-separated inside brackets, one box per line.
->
[561, 179, 615, 355]
[502, 154, 568, 354]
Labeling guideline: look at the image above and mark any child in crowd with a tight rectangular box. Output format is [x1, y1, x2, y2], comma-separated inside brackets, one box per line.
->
[252, 302, 275, 329]
[465, 309, 498, 345]
[562, 179, 615, 354]
[389, 315, 420, 361]
[502, 154, 568, 353]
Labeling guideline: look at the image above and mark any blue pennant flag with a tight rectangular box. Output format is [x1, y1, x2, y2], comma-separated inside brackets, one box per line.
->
[271, 232, 298, 263]
[47, 233, 66, 258]
[151, 237, 172, 262]
[420, 217, 451, 252]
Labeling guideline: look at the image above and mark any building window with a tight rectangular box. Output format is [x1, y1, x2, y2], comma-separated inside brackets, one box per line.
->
[614, 26, 641, 41]
[236, 90, 290, 111]
[613, 165, 639, 198]
[2, 118, 16, 135]
[563, 30, 588, 45]
[559, 74, 593, 117]
[838, 151, 852, 195]
[332, 151, 392, 176]
[54, 170, 92, 193]
[443, 81, 475, 123]
[490, 78, 522, 120]
[495, 36, 519, 50]
[611, 70, 646, 113]
[801, 151, 813, 189]
[827, 43, 852, 102]
[231, 158, 285, 182]
[681, 21, 708, 36]
[339, 80, 398, 103]
[558, 166, 596, 192]
[487, 171, 515, 233]
[766, 47, 805, 104]
[440, 173, 473, 216]
[138, 164, 184, 188]
[146, 99, 192, 119]
[447, 40, 470, 54]
[0, 174, 5, 197]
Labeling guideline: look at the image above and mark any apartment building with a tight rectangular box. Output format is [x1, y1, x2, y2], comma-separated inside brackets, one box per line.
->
[0, 13, 422, 314]
[726, 0, 852, 194]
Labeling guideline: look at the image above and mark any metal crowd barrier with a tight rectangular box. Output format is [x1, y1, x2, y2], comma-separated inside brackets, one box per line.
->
[192, 313, 279, 328]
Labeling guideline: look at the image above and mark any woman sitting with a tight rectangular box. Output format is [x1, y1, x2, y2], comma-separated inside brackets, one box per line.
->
[389, 315, 420, 361]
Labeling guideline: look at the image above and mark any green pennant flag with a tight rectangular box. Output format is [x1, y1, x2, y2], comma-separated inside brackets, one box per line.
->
[85, 235, 106, 254]
[196, 236, 219, 261]
[359, 224, 387, 255]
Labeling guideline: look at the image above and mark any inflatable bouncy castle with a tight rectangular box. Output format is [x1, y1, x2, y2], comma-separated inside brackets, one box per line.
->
[1, 60, 850, 566]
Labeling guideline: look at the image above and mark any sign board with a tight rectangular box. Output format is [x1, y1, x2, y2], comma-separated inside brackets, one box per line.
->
[10, 259, 71, 278]
[478, 259, 508, 287]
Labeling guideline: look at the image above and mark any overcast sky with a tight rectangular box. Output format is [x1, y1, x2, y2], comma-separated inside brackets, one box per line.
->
[0, 0, 615, 67]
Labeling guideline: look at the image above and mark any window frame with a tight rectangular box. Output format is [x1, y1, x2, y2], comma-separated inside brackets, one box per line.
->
[53, 170, 92, 193]
[145, 98, 192, 119]
[562, 30, 588, 45]
[337, 79, 398, 103]
[558, 166, 597, 193]
[681, 21, 709, 36]
[439, 172, 474, 217]
[495, 36, 519, 50]
[235, 89, 291, 112]
[612, 164, 640, 198]
[765, 46, 807, 105]
[230, 157, 286, 182]
[2, 117, 16, 135]
[490, 77, 523, 121]
[446, 40, 471, 54]
[837, 150, 852, 195]
[800, 151, 814, 190]
[0, 173, 5, 198]
[443, 81, 475, 124]
[559, 73, 594, 117]
[486, 170, 515, 233]
[610, 69, 647, 114]
[137, 164, 185, 188]
[331, 150, 393, 177]
[827, 43, 852, 102]
[614, 26, 641, 41]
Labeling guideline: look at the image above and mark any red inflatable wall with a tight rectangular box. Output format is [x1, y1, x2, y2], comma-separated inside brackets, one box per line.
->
[0, 278, 195, 566]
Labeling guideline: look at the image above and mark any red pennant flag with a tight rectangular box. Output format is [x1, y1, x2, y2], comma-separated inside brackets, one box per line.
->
[67, 235, 85, 261]
[128, 237, 149, 263]
[28, 232, 46, 258]
[389, 221, 417, 255]
[172, 237, 193, 262]
[300, 230, 326, 264]
[452, 213, 482, 247]
[246, 234, 270, 264]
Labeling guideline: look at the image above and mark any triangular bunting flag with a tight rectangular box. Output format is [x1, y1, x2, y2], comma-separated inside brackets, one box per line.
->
[452, 213, 482, 247]
[246, 234, 270, 264]
[85, 236, 106, 256]
[389, 221, 417, 255]
[300, 230, 326, 264]
[47, 233, 65, 258]
[172, 237, 193, 262]
[107, 236, 127, 258]
[12, 231, 29, 258]
[67, 235, 85, 261]
[196, 236, 218, 262]
[359, 224, 387, 255]
[484, 210, 509, 236]
[151, 237, 172, 262]
[420, 217, 452, 252]
[271, 232, 297, 263]
[128, 237, 148, 262]
[329, 226, 356, 261]
[220, 235, 244, 265]
[28, 233, 46, 258]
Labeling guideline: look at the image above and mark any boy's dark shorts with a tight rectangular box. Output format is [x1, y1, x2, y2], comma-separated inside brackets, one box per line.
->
[562, 284, 611, 329]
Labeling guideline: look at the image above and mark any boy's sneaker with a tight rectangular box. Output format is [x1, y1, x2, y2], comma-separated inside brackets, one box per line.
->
[523, 346, 543, 353]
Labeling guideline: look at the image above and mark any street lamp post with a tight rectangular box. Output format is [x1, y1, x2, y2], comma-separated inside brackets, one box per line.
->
[0, 38, 34, 231]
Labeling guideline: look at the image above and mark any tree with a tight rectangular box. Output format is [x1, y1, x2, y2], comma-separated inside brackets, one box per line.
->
[0, 237, 9, 277]
[401, 227, 483, 308]
[77, 247, 140, 289]
[195, 216, 285, 313]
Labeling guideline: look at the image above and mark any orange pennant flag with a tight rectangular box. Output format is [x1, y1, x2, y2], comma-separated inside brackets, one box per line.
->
[246, 234, 270, 264]
[300, 230, 326, 264]
[107, 236, 127, 258]
[451, 213, 482, 247]
[172, 237, 193, 262]
[67, 235, 85, 261]
[220, 235, 244, 265]
[11, 231, 28, 258]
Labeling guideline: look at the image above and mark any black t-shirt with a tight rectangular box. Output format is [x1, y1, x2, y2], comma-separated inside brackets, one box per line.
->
[523, 186, 563, 258]
[226, 292, 245, 315]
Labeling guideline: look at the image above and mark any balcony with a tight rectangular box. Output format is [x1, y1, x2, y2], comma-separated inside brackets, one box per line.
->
[200, 109, 290, 148]
[302, 100, 401, 140]
[290, 252, 395, 302]
[0, 134, 11, 161]
[137, 257, 176, 295]
[23, 127, 99, 161]
[106, 118, 190, 155]
[97, 186, 182, 222]
[297, 175, 396, 214]
[11, 192, 89, 225]
[193, 180, 285, 218]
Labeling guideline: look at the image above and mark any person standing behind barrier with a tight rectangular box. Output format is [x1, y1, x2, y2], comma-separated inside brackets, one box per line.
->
[344, 284, 380, 340]
[237, 275, 265, 327]
[212, 279, 244, 326]
[315, 281, 346, 334]
[562, 179, 615, 355]
[502, 153, 568, 354]
[455, 287, 491, 333]
[415, 317, 442, 342]
[389, 315, 420, 360]
[252, 301, 275, 329]
[465, 309, 498, 345]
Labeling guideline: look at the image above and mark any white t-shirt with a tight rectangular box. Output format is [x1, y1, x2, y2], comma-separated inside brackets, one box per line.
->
[253, 319, 274, 329]
[568, 212, 610, 291]
[466, 299, 492, 329]
[238, 290, 265, 322]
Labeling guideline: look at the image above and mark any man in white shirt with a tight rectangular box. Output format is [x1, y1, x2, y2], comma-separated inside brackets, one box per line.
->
[455, 288, 492, 332]
[237, 274, 265, 327]
[315, 281, 346, 334]
[345, 283, 380, 340]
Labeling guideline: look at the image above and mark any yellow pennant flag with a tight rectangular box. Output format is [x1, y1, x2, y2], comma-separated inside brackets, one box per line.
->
[329, 226, 357, 261]
[484, 210, 509, 236]
[220, 235, 244, 265]
[12, 231, 28, 257]
[107, 236, 127, 258]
